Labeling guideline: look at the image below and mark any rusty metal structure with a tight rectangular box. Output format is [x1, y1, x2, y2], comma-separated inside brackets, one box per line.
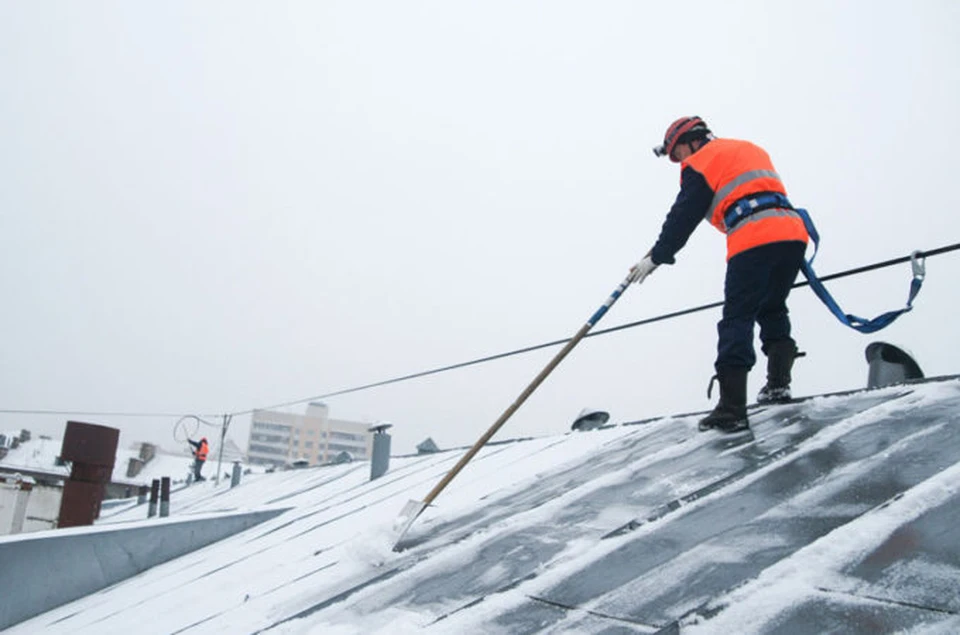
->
[57, 421, 120, 528]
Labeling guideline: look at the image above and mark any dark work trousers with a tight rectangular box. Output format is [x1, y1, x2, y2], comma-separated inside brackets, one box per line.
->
[716, 240, 807, 370]
[193, 458, 205, 480]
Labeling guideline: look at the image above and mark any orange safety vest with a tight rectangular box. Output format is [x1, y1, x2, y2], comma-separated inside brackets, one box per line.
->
[195, 439, 208, 461]
[683, 138, 808, 260]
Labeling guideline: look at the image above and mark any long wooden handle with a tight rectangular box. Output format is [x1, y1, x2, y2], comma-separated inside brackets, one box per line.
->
[420, 276, 632, 507]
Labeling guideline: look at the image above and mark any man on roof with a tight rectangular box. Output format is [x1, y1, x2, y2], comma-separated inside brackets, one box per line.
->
[188, 436, 209, 482]
[628, 116, 809, 433]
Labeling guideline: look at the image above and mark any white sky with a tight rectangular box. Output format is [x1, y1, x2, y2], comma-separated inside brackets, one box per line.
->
[2, 1, 959, 455]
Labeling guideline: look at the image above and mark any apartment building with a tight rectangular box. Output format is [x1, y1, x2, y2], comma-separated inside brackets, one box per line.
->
[246, 402, 372, 467]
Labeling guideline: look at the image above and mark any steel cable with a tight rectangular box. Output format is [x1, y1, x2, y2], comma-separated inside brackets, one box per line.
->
[230, 243, 960, 416]
[1, 244, 956, 420]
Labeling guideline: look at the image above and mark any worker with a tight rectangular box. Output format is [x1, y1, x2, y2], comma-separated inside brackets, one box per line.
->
[188, 436, 209, 481]
[629, 116, 808, 432]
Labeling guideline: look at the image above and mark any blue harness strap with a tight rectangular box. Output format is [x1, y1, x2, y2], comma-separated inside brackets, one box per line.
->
[794, 208, 924, 333]
[724, 192, 794, 230]
[724, 193, 925, 334]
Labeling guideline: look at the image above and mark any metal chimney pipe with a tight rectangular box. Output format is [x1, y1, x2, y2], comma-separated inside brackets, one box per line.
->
[159, 477, 170, 518]
[369, 423, 393, 481]
[148, 479, 159, 518]
[231, 461, 242, 488]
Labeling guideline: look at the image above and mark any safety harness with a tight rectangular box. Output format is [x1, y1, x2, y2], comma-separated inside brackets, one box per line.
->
[724, 192, 925, 334]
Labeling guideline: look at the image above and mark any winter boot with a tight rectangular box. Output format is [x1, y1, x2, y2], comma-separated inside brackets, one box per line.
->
[699, 366, 749, 433]
[757, 339, 799, 404]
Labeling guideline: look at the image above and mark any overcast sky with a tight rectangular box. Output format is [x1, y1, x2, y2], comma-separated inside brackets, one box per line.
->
[2, 1, 959, 457]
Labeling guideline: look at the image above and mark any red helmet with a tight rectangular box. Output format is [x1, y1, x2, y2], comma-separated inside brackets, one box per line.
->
[653, 116, 710, 161]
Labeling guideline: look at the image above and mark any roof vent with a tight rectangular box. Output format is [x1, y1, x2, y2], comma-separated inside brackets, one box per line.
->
[331, 451, 353, 464]
[571, 408, 611, 431]
[865, 341, 924, 389]
[416, 437, 440, 454]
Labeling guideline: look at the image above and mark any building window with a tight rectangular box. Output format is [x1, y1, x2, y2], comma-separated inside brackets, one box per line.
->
[331, 432, 364, 442]
[252, 422, 292, 433]
[329, 442, 366, 454]
[251, 433, 289, 444]
[249, 444, 288, 456]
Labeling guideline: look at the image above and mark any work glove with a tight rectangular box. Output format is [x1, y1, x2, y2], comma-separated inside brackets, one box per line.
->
[627, 255, 658, 285]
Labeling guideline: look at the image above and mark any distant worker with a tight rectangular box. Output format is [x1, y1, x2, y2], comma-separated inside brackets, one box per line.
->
[628, 116, 809, 433]
[188, 436, 209, 481]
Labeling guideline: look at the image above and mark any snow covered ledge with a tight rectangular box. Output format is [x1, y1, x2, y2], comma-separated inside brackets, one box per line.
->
[0, 506, 290, 630]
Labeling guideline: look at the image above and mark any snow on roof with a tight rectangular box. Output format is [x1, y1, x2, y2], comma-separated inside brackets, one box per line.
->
[0, 435, 250, 487]
[0, 435, 69, 477]
[5, 377, 960, 633]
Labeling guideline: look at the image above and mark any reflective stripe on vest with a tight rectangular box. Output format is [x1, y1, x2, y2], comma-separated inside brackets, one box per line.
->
[705, 169, 782, 228]
[726, 207, 804, 236]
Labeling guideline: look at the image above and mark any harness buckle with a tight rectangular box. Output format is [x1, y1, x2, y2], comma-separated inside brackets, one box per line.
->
[724, 193, 792, 231]
[910, 250, 926, 281]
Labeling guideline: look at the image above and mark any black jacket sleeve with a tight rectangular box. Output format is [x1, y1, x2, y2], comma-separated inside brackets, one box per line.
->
[649, 166, 714, 265]
[188, 439, 200, 450]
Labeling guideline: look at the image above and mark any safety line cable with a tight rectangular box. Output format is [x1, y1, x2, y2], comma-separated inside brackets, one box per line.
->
[0, 408, 218, 418]
[1, 244, 956, 420]
[229, 243, 960, 417]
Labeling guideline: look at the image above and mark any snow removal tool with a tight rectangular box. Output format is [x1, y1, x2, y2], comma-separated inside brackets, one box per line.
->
[392, 274, 634, 550]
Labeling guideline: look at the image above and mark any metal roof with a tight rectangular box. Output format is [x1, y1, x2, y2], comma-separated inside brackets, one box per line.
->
[7, 376, 960, 634]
